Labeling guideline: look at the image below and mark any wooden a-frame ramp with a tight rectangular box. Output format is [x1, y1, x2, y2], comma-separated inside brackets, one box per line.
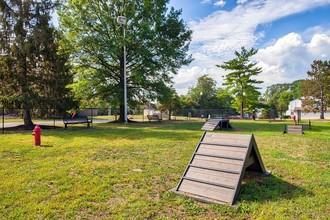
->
[173, 132, 267, 206]
[201, 119, 232, 131]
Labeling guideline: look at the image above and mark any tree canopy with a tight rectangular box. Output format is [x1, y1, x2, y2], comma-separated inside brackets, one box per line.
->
[186, 74, 233, 110]
[0, 0, 74, 128]
[217, 47, 263, 117]
[262, 80, 303, 111]
[301, 60, 330, 119]
[59, 0, 192, 122]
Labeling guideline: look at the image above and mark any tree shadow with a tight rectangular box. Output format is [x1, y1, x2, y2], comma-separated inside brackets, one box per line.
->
[307, 124, 330, 132]
[236, 172, 313, 204]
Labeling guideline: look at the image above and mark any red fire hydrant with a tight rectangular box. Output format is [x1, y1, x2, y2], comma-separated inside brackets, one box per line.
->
[32, 125, 42, 146]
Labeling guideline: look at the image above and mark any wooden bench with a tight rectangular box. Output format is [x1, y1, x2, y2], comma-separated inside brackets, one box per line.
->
[147, 115, 162, 122]
[283, 125, 303, 134]
[63, 116, 92, 129]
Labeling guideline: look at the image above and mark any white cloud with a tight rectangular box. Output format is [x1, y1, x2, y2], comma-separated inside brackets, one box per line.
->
[214, 0, 226, 7]
[201, 0, 212, 4]
[237, 0, 248, 4]
[190, 0, 330, 51]
[302, 25, 330, 41]
[173, 31, 330, 94]
[173, 0, 330, 94]
[255, 33, 330, 90]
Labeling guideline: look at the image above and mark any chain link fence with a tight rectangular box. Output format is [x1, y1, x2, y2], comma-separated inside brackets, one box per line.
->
[2, 106, 272, 134]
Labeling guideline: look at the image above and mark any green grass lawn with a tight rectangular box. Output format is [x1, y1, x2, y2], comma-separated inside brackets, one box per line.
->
[0, 120, 329, 219]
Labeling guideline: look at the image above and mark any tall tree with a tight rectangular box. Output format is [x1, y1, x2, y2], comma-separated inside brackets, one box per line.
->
[187, 74, 217, 109]
[214, 88, 234, 110]
[59, 0, 192, 122]
[157, 86, 180, 120]
[262, 80, 303, 109]
[217, 47, 263, 117]
[0, 0, 74, 128]
[301, 60, 330, 119]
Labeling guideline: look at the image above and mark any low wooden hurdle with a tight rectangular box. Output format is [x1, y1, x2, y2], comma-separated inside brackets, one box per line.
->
[283, 125, 304, 134]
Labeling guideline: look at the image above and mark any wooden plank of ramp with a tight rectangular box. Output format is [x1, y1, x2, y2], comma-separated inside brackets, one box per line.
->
[201, 119, 233, 131]
[201, 119, 221, 131]
[173, 131, 266, 206]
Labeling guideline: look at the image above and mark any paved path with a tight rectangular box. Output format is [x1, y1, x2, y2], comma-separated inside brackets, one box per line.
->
[0, 119, 112, 128]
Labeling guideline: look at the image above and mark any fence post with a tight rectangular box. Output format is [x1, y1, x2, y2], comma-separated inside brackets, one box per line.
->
[142, 107, 144, 122]
[90, 108, 93, 126]
[53, 108, 56, 129]
[2, 106, 4, 134]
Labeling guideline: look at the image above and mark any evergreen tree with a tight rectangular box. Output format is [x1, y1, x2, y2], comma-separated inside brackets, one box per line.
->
[0, 0, 74, 128]
[301, 60, 330, 119]
[217, 47, 263, 117]
[59, 0, 192, 122]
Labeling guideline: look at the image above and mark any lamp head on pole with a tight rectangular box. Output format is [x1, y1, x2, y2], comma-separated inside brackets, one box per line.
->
[117, 16, 127, 25]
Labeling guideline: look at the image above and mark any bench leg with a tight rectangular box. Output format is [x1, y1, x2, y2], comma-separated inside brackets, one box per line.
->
[65, 124, 67, 129]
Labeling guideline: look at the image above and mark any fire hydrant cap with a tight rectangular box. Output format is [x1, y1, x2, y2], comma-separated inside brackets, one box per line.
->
[33, 125, 42, 132]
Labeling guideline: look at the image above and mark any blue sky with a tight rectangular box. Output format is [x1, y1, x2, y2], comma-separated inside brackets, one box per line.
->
[168, 0, 330, 94]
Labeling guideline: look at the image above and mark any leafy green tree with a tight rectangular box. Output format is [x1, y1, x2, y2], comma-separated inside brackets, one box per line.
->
[301, 60, 330, 119]
[185, 75, 233, 110]
[217, 47, 263, 117]
[187, 74, 216, 109]
[59, 0, 192, 122]
[157, 86, 180, 120]
[178, 95, 197, 109]
[0, 0, 74, 128]
[215, 88, 234, 110]
[262, 80, 303, 110]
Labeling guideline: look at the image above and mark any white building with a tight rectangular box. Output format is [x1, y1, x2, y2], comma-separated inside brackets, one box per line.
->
[143, 107, 169, 119]
[286, 98, 330, 119]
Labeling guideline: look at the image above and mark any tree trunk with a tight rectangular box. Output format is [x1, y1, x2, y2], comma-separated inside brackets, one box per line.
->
[23, 107, 34, 129]
[241, 101, 244, 119]
[320, 90, 324, 119]
[118, 104, 125, 122]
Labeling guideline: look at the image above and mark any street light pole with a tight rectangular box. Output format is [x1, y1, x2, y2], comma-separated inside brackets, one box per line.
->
[117, 16, 128, 124]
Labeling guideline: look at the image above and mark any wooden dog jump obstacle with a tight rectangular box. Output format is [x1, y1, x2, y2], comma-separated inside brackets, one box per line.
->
[201, 119, 232, 131]
[283, 125, 304, 134]
[173, 132, 267, 206]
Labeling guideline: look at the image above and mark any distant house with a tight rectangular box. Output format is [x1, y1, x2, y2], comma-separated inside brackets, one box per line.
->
[143, 107, 157, 117]
[143, 107, 169, 119]
[286, 98, 330, 119]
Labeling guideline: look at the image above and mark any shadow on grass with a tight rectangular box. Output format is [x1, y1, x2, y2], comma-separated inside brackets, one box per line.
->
[39, 144, 53, 148]
[237, 172, 313, 204]
[3, 124, 61, 131]
[307, 124, 330, 132]
[10, 121, 205, 141]
[229, 121, 286, 133]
